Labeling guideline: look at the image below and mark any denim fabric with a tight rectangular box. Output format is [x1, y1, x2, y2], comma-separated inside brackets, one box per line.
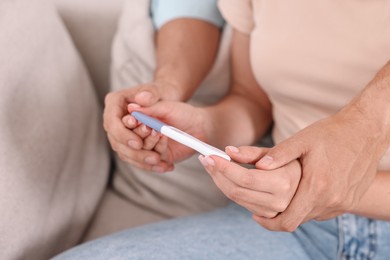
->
[54, 203, 390, 259]
[339, 214, 390, 260]
[150, 0, 224, 29]
[54, 204, 339, 259]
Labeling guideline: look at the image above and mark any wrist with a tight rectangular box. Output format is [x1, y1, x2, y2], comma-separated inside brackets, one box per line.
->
[349, 62, 390, 144]
[197, 106, 218, 146]
[150, 79, 183, 102]
[154, 67, 196, 102]
[346, 86, 390, 146]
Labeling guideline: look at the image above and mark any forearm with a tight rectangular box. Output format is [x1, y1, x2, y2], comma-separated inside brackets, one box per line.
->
[349, 171, 390, 221]
[340, 60, 390, 155]
[340, 62, 390, 221]
[154, 19, 221, 101]
[200, 29, 272, 148]
[202, 91, 272, 148]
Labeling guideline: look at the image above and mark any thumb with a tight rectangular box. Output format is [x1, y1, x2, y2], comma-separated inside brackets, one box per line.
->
[134, 89, 160, 107]
[129, 101, 174, 121]
[256, 137, 305, 170]
[225, 146, 270, 165]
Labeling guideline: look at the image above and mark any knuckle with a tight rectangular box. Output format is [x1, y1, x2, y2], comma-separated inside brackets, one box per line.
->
[273, 200, 289, 213]
[280, 221, 298, 232]
[228, 187, 244, 201]
[310, 178, 328, 198]
[103, 121, 111, 132]
[104, 92, 116, 104]
[262, 211, 278, 219]
[239, 172, 255, 188]
[117, 153, 127, 162]
[108, 140, 119, 152]
[279, 179, 292, 194]
[218, 163, 230, 175]
[111, 144, 118, 152]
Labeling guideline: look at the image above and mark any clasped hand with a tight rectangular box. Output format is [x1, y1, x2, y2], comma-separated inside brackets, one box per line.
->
[199, 147, 302, 219]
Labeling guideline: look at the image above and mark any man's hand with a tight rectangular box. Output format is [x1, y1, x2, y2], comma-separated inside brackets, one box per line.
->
[253, 108, 388, 232]
[253, 60, 390, 232]
[103, 82, 178, 172]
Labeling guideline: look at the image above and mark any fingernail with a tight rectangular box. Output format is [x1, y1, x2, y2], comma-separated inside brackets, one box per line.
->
[128, 103, 140, 108]
[226, 146, 239, 153]
[142, 124, 149, 133]
[151, 129, 158, 136]
[145, 156, 158, 165]
[128, 140, 141, 149]
[198, 155, 206, 166]
[128, 117, 136, 126]
[198, 155, 215, 167]
[137, 91, 153, 100]
[259, 155, 273, 166]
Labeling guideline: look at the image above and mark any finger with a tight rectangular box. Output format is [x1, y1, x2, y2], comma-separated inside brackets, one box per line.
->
[134, 89, 160, 106]
[202, 154, 277, 193]
[107, 125, 144, 150]
[256, 136, 306, 170]
[108, 132, 142, 154]
[133, 124, 152, 139]
[253, 179, 313, 232]
[127, 103, 141, 115]
[246, 206, 279, 219]
[199, 156, 279, 217]
[103, 94, 143, 148]
[103, 97, 143, 150]
[109, 135, 159, 164]
[111, 139, 174, 173]
[103, 92, 127, 125]
[154, 135, 170, 162]
[122, 114, 138, 129]
[128, 101, 176, 123]
[143, 130, 161, 150]
[225, 146, 270, 165]
[199, 155, 252, 203]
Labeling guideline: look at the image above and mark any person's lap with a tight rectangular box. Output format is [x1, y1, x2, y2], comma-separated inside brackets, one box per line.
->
[54, 203, 339, 259]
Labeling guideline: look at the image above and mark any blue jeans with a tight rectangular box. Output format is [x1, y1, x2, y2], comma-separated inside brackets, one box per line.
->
[54, 203, 390, 259]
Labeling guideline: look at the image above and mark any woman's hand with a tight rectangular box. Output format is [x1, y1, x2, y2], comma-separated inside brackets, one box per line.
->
[199, 146, 302, 219]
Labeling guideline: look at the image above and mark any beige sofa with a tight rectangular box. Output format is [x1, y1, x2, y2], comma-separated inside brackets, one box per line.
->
[0, 0, 122, 259]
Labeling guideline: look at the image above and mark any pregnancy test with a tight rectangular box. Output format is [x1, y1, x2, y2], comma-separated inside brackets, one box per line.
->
[131, 111, 231, 161]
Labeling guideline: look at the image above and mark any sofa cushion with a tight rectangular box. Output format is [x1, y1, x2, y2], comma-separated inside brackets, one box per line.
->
[0, 0, 109, 258]
[54, 0, 124, 104]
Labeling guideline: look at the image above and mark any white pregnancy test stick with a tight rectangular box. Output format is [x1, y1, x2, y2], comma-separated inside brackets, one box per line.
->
[131, 111, 231, 161]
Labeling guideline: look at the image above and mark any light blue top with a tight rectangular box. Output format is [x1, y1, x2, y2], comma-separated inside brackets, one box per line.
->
[151, 0, 224, 29]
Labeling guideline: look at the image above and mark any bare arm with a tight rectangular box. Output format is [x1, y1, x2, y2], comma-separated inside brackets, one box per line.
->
[203, 29, 272, 148]
[350, 171, 390, 221]
[153, 18, 221, 101]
